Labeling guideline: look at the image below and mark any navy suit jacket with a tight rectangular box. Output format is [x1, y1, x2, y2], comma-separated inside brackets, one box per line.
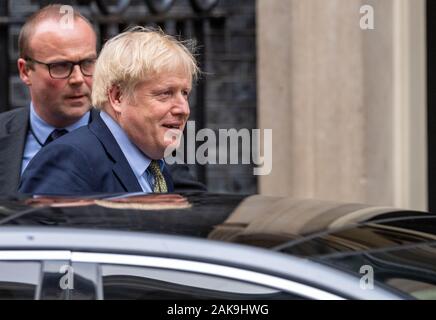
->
[0, 107, 29, 194]
[19, 113, 174, 195]
[0, 107, 205, 195]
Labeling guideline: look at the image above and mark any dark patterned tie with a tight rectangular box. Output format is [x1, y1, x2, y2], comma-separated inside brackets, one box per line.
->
[44, 129, 68, 146]
[148, 160, 168, 193]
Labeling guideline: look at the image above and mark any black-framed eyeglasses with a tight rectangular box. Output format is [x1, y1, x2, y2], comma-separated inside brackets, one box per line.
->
[25, 57, 96, 79]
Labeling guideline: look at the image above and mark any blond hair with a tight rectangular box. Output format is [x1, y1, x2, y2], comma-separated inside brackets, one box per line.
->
[92, 26, 199, 109]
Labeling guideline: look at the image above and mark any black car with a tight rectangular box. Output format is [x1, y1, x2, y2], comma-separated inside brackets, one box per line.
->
[0, 192, 435, 300]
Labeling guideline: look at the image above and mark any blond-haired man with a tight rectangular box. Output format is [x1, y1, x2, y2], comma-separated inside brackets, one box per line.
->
[19, 27, 198, 194]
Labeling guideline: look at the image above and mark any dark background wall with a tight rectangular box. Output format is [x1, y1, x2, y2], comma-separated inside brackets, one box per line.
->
[1, 0, 257, 194]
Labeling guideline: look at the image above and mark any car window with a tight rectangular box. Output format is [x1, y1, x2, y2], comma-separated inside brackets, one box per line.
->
[386, 278, 436, 300]
[101, 265, 304, 299]
[313, 245, 436, 300]
[0, 261, 41, 300]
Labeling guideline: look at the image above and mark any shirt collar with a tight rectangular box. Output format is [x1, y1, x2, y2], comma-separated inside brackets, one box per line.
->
[100, 111, 164, 178]
[29, 102, 90, 145]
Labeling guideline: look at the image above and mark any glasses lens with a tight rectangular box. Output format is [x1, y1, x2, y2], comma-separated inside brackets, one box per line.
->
[80, 59, 96, 76]
[49, 62, 73, 79]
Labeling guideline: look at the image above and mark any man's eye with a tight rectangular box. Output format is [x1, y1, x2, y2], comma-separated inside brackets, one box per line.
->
[82, 59, 96, 65]
[51, 62, 71, 71]
[81, 60, 95, 69]
[160, 91, 172, 97]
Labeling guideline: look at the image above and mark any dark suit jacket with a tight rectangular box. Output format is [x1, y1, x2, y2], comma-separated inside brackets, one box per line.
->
[19, 113, 174, 195]
[0, 107, 29, 194]
[0, 107, 206, 195]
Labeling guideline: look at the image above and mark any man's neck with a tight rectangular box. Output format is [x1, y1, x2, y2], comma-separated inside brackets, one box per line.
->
[32, 104, 90, 128]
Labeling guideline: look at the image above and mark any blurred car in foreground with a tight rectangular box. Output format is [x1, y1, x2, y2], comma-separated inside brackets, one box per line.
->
[0, 192, 435, 300]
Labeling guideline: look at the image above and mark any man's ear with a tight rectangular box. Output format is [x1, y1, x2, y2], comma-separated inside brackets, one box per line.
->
[17, 58, 31, 86]
[108, 85, 123, 114]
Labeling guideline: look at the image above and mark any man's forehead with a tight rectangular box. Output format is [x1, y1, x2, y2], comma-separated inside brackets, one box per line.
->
[151, 69, 193, 83]
[27, 18, 96, 57]
[142, 74, 192, 88]
[31, 18, 95, 42]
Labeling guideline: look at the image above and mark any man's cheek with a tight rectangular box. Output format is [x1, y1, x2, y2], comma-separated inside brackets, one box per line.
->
[46, 83, 63, 92]
[85, 80, 93, 89]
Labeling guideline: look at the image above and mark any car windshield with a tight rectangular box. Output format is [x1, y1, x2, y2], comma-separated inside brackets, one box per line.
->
[274, 215, 436, 300]
[312, 244, 436, 300]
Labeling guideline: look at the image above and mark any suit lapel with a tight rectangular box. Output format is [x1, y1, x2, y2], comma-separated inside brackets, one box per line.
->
[162, 166, 174, 192]
[89, 113, 142, 192]
[0, 108, 29, 194]
[89, 108, 100, 122]
[112, 161, 142, 192]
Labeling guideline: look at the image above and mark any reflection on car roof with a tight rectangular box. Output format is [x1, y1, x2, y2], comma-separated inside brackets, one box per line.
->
[1, 193, 436, 256]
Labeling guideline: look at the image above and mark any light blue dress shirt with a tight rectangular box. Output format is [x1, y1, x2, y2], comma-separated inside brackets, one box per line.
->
[100, 111, 165, 193]
[21, 103, 91, 175]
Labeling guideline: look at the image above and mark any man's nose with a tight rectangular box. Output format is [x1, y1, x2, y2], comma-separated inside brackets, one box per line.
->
[172, 93, 190, 116]
[68, 65, 85, 84]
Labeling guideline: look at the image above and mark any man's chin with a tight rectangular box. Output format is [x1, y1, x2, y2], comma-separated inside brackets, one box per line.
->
[55, 106, 90, 124]
[62, 103, 91, 114]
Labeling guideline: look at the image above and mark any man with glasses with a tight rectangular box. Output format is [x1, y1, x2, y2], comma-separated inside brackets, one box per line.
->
[0, 4, 96, 196]
[0, 4, 205, 194]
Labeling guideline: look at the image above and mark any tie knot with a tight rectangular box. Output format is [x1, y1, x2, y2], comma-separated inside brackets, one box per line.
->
[148, 160, 160, 173]
[44, 129, 68, 146]
[148, 160, 168, 193]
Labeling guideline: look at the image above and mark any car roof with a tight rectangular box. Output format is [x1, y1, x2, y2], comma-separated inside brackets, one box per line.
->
[1, 192, 435, 255]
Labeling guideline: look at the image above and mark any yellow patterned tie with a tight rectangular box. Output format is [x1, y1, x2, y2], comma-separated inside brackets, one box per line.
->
[148, 160, 168, 193]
